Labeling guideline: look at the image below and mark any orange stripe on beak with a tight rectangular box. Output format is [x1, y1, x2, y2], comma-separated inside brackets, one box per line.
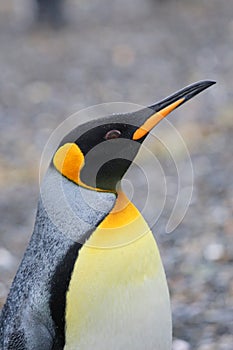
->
[133, 98, 184, 140]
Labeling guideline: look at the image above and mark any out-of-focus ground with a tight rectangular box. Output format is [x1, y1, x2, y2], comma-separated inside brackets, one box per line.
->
[0, 0, 233, 349]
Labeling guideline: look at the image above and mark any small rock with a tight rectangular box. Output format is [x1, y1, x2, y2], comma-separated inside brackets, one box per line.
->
[172, 339, 191, 350]
[203, 243, 225, 261]
[0, 282, 7, 298]
[0, 282, 8, 309]
[0, 247, 15, 269]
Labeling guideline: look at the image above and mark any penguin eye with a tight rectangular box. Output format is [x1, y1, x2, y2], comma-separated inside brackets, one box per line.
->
[104, 130, 121, 140]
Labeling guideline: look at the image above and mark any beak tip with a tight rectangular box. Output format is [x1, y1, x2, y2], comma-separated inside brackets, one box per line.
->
[183, 79, 216, 103]
[149, 79, 216, 113]
[132, 80, 216, 141]
[195, 80, 216, 88]
[202, 80, 216, 84]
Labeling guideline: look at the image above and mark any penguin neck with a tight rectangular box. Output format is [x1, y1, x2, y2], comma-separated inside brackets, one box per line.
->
[40, 166, 117, 243]
[85, 189, 150, 249]
[65, 187, 172, 349]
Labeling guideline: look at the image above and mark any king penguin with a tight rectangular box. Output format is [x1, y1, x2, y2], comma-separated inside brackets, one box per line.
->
[0, 80, 215, 350]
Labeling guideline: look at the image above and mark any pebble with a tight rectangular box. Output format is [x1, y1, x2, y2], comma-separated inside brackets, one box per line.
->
[0, 248, 15, 269]
[172, 339, 191, 350]
[0, 282, 8, 309]
[203, 243, 225, 261]
[0, 282, 7, 299]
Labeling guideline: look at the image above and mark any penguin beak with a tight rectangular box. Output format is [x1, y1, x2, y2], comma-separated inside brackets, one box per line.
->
[132, 80, 216, 140]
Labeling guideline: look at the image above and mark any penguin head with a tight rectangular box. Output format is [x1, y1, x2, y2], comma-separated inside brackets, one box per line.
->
[53, 81, 215, 192]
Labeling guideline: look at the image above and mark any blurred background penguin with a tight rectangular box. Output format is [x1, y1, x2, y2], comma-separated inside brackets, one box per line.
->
[35, 0, 65, 27]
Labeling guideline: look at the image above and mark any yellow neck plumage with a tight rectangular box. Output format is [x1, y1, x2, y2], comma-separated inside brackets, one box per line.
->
[87, 190, 150, 248]
[64, 190, 171, 350]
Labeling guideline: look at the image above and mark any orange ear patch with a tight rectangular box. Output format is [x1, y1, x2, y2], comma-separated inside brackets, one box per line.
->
[53, 143, 84, 184]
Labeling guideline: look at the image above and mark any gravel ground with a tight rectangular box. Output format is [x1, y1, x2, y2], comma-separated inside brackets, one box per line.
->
[0, 0, 233, 349]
